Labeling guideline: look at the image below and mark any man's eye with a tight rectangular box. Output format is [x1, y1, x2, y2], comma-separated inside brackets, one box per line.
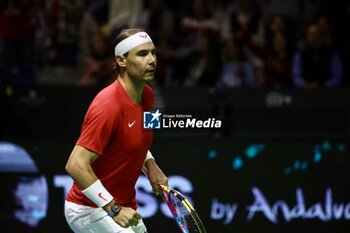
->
[138, 52, 147, 56]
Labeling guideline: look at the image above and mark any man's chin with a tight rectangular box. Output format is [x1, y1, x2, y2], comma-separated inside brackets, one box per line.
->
[144, 74, 155, 82]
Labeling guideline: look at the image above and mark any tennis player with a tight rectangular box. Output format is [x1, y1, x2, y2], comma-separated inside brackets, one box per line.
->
[64, 28, 168, 233]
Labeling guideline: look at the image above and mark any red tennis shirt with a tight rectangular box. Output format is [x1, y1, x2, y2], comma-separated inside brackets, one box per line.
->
[66, 78, 154, 209]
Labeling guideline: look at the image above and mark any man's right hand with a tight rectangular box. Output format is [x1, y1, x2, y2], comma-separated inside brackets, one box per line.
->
[113, 207, 141, 228]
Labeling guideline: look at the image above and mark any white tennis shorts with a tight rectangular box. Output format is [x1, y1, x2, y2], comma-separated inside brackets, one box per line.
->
[65, 201, 148, 233]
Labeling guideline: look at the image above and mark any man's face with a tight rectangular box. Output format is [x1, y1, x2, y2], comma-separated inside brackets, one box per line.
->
[125, 42, 157, 83]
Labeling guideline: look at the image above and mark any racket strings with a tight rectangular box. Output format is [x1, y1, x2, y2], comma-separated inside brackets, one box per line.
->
[161, 186, 206, 233]
[170, 194, 201, 232]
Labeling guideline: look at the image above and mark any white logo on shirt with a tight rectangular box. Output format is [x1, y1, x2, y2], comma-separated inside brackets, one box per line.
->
[128, 121, 136, 128]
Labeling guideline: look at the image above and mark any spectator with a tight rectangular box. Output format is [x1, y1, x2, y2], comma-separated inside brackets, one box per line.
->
[251, 14, 295, 87]
[139, 0, 176, 85]
[177, 0, 221, 86]
[100, 0, 143, 39]
[0, 0, 36, 66]
[0, 0, 38, 87]
[265, 14, 295, 49]
[79, 1, 108, 65]
[216, 38, 255, 89]
[228, 0, 264, 45]
[46, 0, 85, 66]
[0, 0, 8, 65]
[139, 0, 175, 40]
[227, 0, 265, 86]
[292, 23, 343, 88]
[184, 32, 222, 87]
[78, 34, 114, 87]
[317, 16, 335, 49]
[181, 0, 220, 45]
[344, 1, 350, 86]
[264, 31, 293, 87]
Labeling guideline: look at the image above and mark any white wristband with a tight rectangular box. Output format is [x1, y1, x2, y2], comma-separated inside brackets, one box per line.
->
[82, 179, 113, 207]
[142, 150, 155, 176]
[145, 150, 154, 163]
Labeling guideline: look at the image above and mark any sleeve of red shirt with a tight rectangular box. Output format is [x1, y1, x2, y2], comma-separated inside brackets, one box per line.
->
[76, 99, 118, 156]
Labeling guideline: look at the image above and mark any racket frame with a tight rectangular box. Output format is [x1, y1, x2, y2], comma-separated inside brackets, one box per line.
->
[160, 185, 207, 233]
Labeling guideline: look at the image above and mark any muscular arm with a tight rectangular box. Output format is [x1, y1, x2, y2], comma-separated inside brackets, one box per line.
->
[144, 158, 168, 195]
[65, 145, 99, 190]
[65, 145, 111, 211]
[65, 145, 141, 227]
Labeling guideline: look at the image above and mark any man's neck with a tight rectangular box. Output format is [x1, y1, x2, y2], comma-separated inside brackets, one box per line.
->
[118, 75, 145, 105]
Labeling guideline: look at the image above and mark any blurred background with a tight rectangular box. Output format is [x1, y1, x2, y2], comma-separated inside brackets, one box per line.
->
[0, 0, 350, 232]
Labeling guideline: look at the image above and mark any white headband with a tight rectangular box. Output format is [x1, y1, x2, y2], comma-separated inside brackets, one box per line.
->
[114, 32, 153, 56]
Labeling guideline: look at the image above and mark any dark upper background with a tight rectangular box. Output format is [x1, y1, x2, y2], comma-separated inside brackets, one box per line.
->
[0, 0, 349, 89]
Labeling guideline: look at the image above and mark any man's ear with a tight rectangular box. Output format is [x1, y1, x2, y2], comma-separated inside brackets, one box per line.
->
[116, 55, 127, 68]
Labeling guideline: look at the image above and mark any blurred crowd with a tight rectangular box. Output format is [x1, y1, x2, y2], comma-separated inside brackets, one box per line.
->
[0, 0, 349, 89]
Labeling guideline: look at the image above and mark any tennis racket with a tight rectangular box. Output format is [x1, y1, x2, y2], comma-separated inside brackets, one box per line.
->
[160, 185, 207, 233]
